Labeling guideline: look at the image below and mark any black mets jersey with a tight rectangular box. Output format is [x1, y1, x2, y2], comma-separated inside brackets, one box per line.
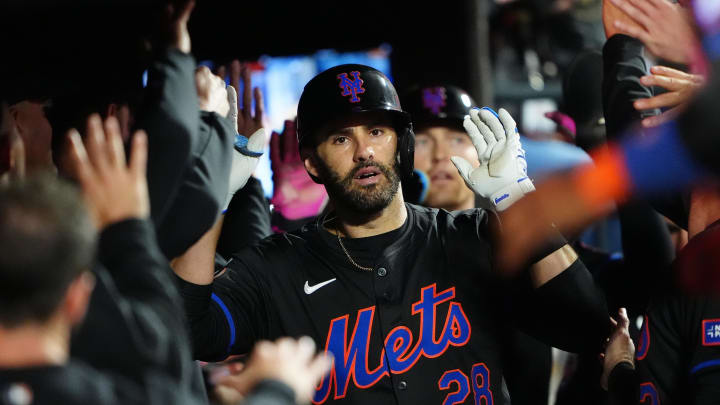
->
[631, 222, 720, 405]
[178, 203, 608, 404]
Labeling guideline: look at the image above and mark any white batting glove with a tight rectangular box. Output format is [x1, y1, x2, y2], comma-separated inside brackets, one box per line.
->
[223, 127, 266, 212]
[227, 85, 239, 133]
[451, 107, 534, 211]
[222, 85, 266, 211]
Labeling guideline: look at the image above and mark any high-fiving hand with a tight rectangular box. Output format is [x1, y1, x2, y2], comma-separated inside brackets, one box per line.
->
[606, 0, 696, 64]
[635, 65, 705, 128]
[65, 115, 149, 230]
[600, 308, 635, 391]
[451, 107, 534, 211]
[221, 60, 267, 210]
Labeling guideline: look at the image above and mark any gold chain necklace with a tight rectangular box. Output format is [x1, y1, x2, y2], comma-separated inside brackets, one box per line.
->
[336, 231, 374, 272]
[323, 215, 374, 272]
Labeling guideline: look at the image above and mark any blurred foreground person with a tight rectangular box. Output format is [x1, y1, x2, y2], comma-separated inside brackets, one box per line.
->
[0, 115, 329, 405]
[0, 118, 203, 404]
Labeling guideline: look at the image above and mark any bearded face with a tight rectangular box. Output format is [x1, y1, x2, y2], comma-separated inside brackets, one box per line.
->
[303, 112, 402, 215]
[314, 158, 401, 214]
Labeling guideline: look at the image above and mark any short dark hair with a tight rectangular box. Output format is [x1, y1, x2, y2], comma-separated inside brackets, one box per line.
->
[0, 174, 96, 328]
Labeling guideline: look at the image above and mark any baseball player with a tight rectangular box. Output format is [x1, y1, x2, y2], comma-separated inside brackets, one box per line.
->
[402, 84, 479, 211]
[173, 64, 609, 404]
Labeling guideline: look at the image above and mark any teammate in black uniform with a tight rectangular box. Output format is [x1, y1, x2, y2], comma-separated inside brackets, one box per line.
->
[604, 224, 720, 405]
[174, 64, 610, 404]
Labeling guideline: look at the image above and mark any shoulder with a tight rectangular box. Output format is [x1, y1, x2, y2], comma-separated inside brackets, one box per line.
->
[407, 203, 489, 223]
[228, 223, 320, 271]
[0, 363, 114, 404]
[406, 203, 493, 238]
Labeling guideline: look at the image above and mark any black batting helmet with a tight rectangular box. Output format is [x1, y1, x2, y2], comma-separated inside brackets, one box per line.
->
[296, 64, 415, 181]
[402, 85, 475, 131]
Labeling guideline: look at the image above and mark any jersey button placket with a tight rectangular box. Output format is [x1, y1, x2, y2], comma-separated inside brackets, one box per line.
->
[377, 267, 387, 277]
[398, 381, 407, 390]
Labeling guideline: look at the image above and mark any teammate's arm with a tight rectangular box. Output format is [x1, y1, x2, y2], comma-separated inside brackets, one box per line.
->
[451, 106, 583, 286]
[453, 107, 610, 352]
[172, 201, 273, 361]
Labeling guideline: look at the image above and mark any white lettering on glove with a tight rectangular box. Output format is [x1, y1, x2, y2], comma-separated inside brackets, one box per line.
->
[451, 107, 534, 211]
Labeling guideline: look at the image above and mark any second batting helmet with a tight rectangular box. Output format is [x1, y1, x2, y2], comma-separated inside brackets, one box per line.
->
[402, 85, 475, 131]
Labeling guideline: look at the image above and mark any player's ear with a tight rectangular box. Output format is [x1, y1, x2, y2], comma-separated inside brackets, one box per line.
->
[302, 151, 323, 184]
[62, 272, 96, 327]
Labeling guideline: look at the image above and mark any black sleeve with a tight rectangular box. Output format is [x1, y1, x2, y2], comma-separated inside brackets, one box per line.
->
[155, 111, 234, 259]
[614, 200, 674, 311]
[684, 298, 720, 405]
[677, 60, 720, 177]
[602, 34, 659, 141]
[71, 219, 205, 404]
[242, 379, 297, 405]
[512, 259, 611, 353]
[177, 254, 275, 362]
[607, 362, 638, 405]
[135, 48, 198, 226]
[217, 177, 272, 258]
[602, 34, 690, 229]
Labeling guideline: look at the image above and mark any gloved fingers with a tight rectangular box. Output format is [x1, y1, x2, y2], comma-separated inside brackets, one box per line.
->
[469, 109, 496, 158]
[247, 128, 267, 154]
[498, 108, 519, 143]
[226, 85, 239, 133]
[463, 115, 488, 163]
[479, 107, 506, 145]
[450, 156, 474, 184]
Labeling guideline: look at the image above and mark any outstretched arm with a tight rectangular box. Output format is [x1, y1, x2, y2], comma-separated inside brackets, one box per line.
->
[66, 114, 202, 403]
[453, 107, 610, 352]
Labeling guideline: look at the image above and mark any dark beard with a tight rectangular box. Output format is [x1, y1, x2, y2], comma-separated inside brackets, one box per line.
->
[315, 158, 401, 215]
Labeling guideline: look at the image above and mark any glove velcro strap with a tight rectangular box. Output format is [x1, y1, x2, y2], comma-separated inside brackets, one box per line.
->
[234, 129, 264, 158]
[490, 177, 536, 211]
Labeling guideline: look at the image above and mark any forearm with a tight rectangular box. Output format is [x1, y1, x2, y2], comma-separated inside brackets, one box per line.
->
[529, 244, 579, 288]
[138, 48, 199, 225]
[172, 216, 224, 285]
[516, 259, 610, 352]
[99, 218, 182, 308]
[607, 362, 638, 405]
[603, 34, 658, 140]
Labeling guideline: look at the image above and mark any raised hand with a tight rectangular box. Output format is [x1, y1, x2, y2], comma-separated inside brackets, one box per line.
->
[600, 308, 635, 390]
[224, 127, 266, 210]
[606, 0, 696, 63]
[196, 66, 230, 117]
[270, 120, 328, 220]
[65, 114, 149, 230]
[0, 103, 26, 184]
[451, 107, 534, 211]
[164, 0, 195, 53]
[229, 60, 264, 139]
[634, 65, 705, 128]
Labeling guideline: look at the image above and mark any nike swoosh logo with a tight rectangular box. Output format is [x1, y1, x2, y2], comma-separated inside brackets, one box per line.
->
[304, 278, 337, 295]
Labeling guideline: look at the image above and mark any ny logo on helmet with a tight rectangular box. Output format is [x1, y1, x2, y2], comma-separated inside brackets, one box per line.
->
[337, 71, 366, 103]
[422, 87, 447, 115]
